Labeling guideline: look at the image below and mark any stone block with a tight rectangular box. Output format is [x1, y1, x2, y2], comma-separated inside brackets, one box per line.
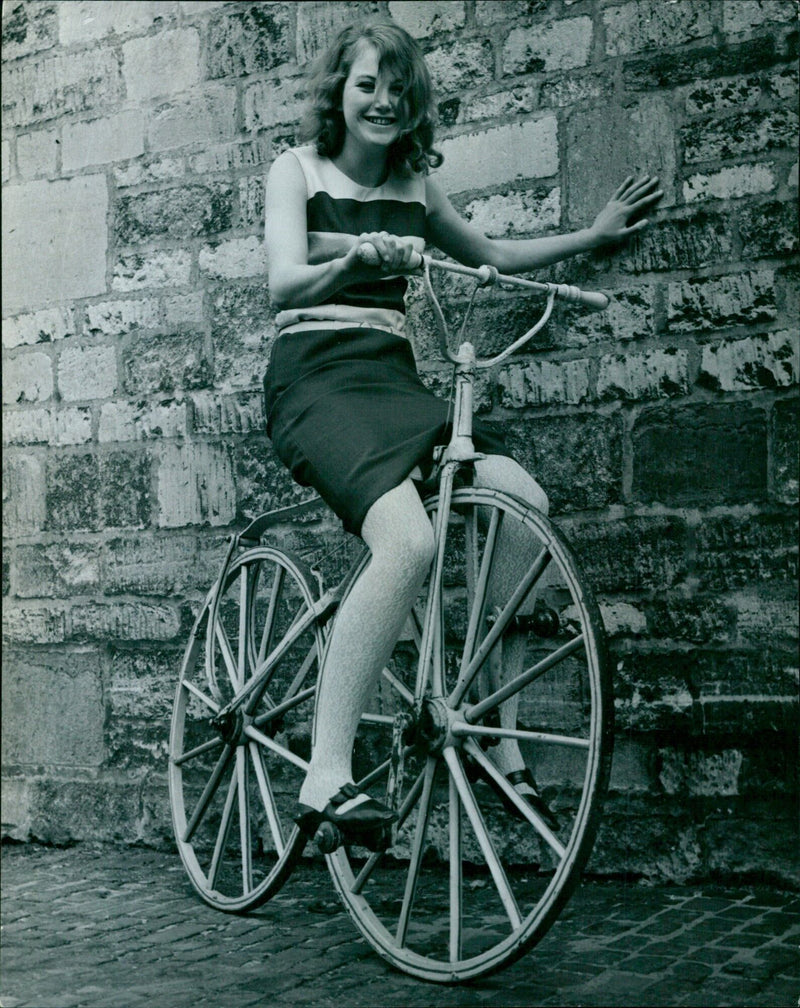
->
[16, 128, 59, 179]
[682, 109, 798, 164]
[683, 164, 776, 203]
[2, 1, 57, 60]
[0, 778, 34, 841]
[148, 85, 237, 152]
[565, 96, 676, 226]
[499, 413, 623, 514]
[447, 85, 538, 127]
[206, 4, 290, 77]
[693, 512, 798, 591]
[190, 391, 265, 435]
[603, 0, 714, 55]
[622, 36, 783, 91]
[618, 210, 734, 272]
[295, 2, 379, 63]
[58, 1, 178, 44]
[434, 117, 558, 195]
[45, 453, 100, 531]
[699, 332, 798, 391]
[98, 398, 188, 442]
[112, 250, 193, 292]
[103, 534, 198, 596]
[57, 344, 118, 402]
[497, 357, 591, 408]
[539, 72, 605, 108]
[731, 587, 799, 647]
[613, 649, 696, 733]
[2, 307, 75, 349]
[739, 200, 799, 258]
[199, 236, 268, 279]
[234, 437, 318, 522]
[632, 402, 767, 507]
[85, 298, 160, 338]
[502, 16, 593, 74]
[2, 406, 92, 446]
[462, 187, 560, 238]
[99, 451, 152, 529]
[1, 648, 105, 766]
[1, 139, 10, 183]
[771, 397, 799, 504]
[667, 270, 776, 333]
[62, 110, 145, 171]
[115, 183, 233, 244]
[556, 284, 656, 346]
[189, 136, 273, 175]
[2, 605, 66, 644]
[564, 515, 689, 593]
[683, 73, 764, 116]
[645, 594, 735, 645]
[114, 155, 184, 188]
[69, 601, 181, 642]
[597, 347, 690, 402]
[2, 454, 46, 536]
[243, 77, 305, 132]
[425, 40, 494, 94]
[13, 542, 101, 598]
[1, 175, 107, 314]
[658, 749, 743, 797]
[388, 0, 465, 37]
[122, 28, 201, 101]
[2, 352, 53, 405]
[722, 0, 800, 35]
[1, 49, 123, 127]
[122, 332, 211, 396]
[210, 282, 274, 392]
[156, 441, 236, 528]
[164, 292, 206, 330]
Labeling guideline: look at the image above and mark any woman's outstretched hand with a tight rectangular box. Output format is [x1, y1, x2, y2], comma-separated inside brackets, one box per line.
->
[589, 175, 663, 245]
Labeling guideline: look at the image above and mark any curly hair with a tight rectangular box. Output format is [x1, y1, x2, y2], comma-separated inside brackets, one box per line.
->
[298, 21, 443, 177]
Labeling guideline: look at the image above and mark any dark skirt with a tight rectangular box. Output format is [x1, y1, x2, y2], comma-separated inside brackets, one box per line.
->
[264, 327, 510, 535]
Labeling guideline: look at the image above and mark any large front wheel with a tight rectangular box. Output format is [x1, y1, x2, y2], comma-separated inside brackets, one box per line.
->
[327, 488, 613, 982]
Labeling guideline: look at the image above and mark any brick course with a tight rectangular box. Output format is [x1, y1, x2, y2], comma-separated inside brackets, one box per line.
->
[1, 0, 797, 881]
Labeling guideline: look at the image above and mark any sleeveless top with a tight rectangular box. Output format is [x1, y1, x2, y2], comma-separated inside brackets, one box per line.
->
[274, 145, 427, 339]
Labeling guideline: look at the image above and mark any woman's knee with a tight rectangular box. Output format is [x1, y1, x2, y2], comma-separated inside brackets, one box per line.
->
[474, 455, 549, 515]
[362, 480, 436, 578]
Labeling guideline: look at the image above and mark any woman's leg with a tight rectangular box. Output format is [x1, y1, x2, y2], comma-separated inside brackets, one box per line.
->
[472, 455, 549, 778]
[298, 478, 435, 811]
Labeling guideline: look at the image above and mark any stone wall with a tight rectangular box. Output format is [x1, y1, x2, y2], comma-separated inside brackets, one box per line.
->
[2, 0, 798, 883]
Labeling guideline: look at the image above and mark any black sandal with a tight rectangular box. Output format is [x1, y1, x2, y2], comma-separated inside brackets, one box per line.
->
[294, 782, 397, 838]
[466, 760, 559, 832]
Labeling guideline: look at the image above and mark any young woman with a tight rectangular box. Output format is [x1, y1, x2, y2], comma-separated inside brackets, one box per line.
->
[264, 21, 662, 836]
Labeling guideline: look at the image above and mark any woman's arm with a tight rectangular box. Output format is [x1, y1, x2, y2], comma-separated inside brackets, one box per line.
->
[424, 175, 663, 273]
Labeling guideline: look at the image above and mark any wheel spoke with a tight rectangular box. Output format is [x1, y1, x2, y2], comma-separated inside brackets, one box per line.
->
[451, 546, 552, 707]
[214, 619, 239, 692]
[181, 678, 220, 713]
[461, 507, 501, 678]
[236, 748, 253, 894]
[464, 633, 585, 724]
[463, 739, 565, 858]
[183, 744, 235, 842]
[252, 685, 315, 732]
[444, 747, 522, 931]
[257, 564, 285, 667]
[453, 721, 590, 749]
[208, 770, 239, 889]
[238, 567, 249, 688]
[396, 758, 437, 947]
[249, 741, 285, 857]
[173, 735, 224, 767]
[244, 724, 309, 772]
[449, 771, 463, 964]
[380, 665, 414, 706]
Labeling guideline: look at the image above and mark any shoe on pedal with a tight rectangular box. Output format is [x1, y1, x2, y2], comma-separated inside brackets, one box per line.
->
[294, 782, 397, 839]
[465, 758, 559, 832]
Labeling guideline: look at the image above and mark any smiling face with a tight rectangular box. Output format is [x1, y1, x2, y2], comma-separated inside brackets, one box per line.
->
[340, 42, 406, 154]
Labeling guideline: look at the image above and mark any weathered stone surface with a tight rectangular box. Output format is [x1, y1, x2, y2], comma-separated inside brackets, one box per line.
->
[463, 187, 561, 238]
[112, 250, 193, 292]
[425, 39, 494, 93]
[234, 437, 316, 522]
[58, 344, 118, 402]
[633, 402, 768, 506]
[148, 86, 237, 152]
[683, 73, 764, 116]
[2, 307, 75, 349]
[771, 397, 799, 504]
[618, 210, 734, 272]
[199, 236, 268, 280]
[295, 1, 380, 63]
[668, 270, 776, 333]
[2, 454, 46, 536]
[657, 748, 743, 797]
[646, 595, 735, 645]
[682, 109, 798, 164]
[722, 0, 800, 35]
[206, 5, 290, 78]
[731, 586, 799, 647]
[122, 332, 211, 396]
[434, 117, 558, 194]
[694, 512, 798, 591]
[102, 535, 203, 596]
[597, 347, 690, 401]
[738, 200, 800, 258]
[100, 451, 152, 529]
[388, 0, 465, 37]
[2, 604, 66, 644]
[2, 175, 108, 314]
[115, 183, 233, 244]
[13, 542, 101, 598]
[85, 299, 160, 338]
[603, 0, 714, 56]
[683, 164, 777, 203]
[2, 1, 57, 60]
[122, 29, 201, 101]
[2, 352, 53, 405]
[2, 406, 92, 446]
[699, 332, 798, 391]
[445, 85, 538, 127]
[622, 36, 784, 91]
[156, 441, 236, 528]
[114, 155, 184, 189]
[69, 601, 181, 642]
[62, 110, 145, 171]
[498, 357, 591, 408]
[58, 1, 178, 44]
[210, 282, 274, 392]
[99, 398, 188, 443]
[243, 77, 305, 132]
[2, 648, 105, 766]
[502, 16, 593, 74]
[499, 413, 624, 514]
[190, 391, 264, 435]
[16, 127, 59, 179]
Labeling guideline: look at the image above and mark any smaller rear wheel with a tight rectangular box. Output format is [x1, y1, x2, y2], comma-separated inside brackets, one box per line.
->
[169, 546, 324, 912]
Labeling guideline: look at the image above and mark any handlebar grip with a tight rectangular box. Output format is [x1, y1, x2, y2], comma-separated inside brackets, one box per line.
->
[553, 284, 609, 311]
[357, 242, 423, 270]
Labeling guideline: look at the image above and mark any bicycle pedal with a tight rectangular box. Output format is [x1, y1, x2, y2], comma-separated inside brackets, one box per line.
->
[313, 821, 343, 854]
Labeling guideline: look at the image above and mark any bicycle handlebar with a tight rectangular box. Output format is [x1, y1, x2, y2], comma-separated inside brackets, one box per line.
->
[356, 243, 609, 311]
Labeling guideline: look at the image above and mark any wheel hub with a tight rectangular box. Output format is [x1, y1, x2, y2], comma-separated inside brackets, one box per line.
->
[209, 709, 252, 746]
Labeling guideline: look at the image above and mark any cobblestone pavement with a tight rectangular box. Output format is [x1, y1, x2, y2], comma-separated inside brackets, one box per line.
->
[1, 843, 798, 1008]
